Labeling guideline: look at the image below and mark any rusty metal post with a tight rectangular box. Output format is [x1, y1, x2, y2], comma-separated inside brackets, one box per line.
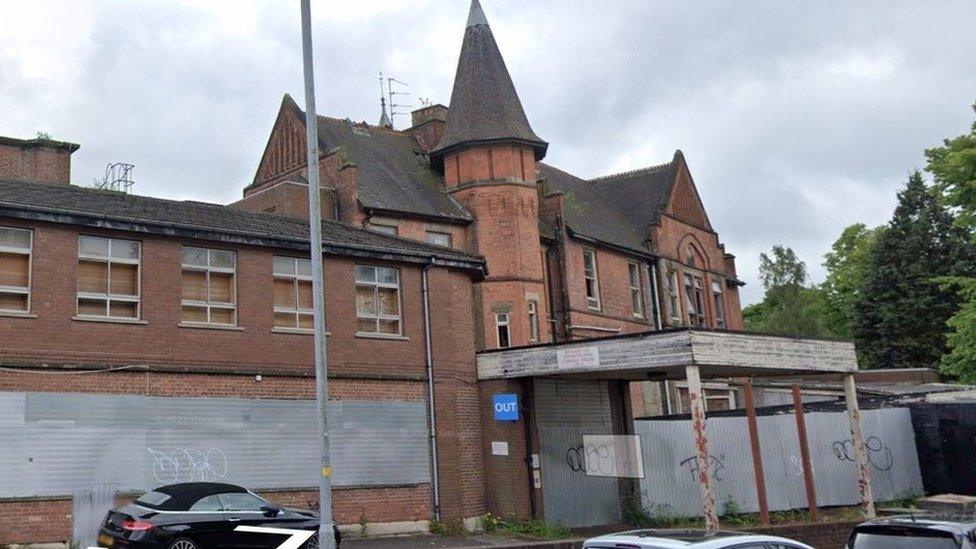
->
[743, 380, 770, 526]
[792, 385, 819, 522]
[844, 373, 876, 518]
[685, 365, 719, 530]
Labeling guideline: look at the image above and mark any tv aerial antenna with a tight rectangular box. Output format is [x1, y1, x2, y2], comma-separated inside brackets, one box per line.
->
[93, 162, 135, 193]
[379, 72, 412, 129]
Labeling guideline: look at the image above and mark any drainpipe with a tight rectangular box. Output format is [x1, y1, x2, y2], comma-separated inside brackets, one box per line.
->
[421, 261, 442, 521]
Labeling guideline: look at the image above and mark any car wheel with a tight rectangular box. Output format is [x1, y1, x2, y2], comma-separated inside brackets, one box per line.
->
[304, 533, 319, 549]
[168, 538, 199, 549]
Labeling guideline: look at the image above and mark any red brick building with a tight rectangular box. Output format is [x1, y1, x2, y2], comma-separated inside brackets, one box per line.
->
[0, 0, 750, 543]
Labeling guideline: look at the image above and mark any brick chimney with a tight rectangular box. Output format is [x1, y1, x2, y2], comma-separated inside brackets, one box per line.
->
[407, 104, 448, 152]
[0, 135, 80, 185]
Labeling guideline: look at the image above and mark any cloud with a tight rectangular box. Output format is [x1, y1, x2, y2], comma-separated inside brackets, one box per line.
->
[1, 0, 974, 304]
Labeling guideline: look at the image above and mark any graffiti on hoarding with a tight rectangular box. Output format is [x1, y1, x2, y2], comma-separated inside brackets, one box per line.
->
[831, 436, 893, 471]
[148, 447, 228, 483]
[679, 454, 726, 482]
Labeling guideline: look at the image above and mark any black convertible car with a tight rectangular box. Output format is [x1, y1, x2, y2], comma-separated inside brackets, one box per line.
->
[98, 482, 340, 549]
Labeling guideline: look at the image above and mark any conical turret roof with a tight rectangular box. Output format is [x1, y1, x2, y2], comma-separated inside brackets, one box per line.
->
[430, 0, 547, 169]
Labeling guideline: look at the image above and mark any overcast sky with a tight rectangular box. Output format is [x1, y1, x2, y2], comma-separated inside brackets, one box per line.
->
[3, 1, 975, 304]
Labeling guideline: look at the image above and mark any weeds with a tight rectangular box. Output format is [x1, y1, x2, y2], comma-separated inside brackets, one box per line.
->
[482, 513, 570, 540]
[429, 518, 467, 536]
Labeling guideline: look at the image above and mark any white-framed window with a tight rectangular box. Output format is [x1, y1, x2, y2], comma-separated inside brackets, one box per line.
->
[181, 247, 237, 326]
[368, 223, 398, 237]
[666, 270, 681, 324]
[355, 265, 402, 335]
[528, 300, 539, 342]
[273, 256, 314, 331]
[496, 312, 511, 348]
[712, 280, 726, 329]
[426, 231, 453, 248]
[684, 273, 706, 327]
[76, 236, 141, 319]
[583, 248, 600, 310]
[628, 262, 644, 318]
[675, 381, 736, 413]
[0, 227, 33, 313]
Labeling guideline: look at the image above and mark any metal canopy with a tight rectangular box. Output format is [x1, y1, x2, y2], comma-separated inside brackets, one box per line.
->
[477, 329, 857, 381]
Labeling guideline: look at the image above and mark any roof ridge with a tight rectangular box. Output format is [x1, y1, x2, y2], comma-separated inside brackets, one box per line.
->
[589, 161, 674, 183]
[315, 114, 410, 137]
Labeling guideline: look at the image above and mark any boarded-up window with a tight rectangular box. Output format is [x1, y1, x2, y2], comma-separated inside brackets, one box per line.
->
[273, 256, 314, 331]
[0, 227, 32, 313]
[181, 247, 237, 325]
[77, 236, 141, 319]
[355, 265, 401, 336]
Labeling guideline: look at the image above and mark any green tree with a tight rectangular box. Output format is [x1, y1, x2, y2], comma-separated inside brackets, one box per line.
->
[744, 246, 829, 338]
[926, 102, 976, 227]
[758, 245, 807, 289]
[854, 171, 976, 370]
[927, 102, 976, 380]
[940, 278, 976, 383]
[821, 224, 883, 340]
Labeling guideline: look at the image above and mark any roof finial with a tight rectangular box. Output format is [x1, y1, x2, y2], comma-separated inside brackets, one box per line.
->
[378, 97, 392, 129]
[466, 0, 489, 28]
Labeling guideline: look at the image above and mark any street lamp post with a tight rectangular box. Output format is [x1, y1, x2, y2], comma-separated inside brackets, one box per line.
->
[299, 1, 335, 547]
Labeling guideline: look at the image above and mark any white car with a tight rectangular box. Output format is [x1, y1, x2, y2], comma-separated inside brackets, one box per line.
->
[582, 529, 815, 549]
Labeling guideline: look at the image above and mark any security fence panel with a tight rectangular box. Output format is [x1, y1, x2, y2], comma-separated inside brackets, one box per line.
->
[636, 407, 922, 517]
[0, 392, 430, 498]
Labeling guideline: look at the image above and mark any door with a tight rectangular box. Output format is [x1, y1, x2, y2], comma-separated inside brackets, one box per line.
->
[534, 379, 622, 527]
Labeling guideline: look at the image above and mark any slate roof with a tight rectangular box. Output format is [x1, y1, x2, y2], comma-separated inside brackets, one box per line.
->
[536, 152, 684, 255]
[591, 151, 682, 232]
[0, 178, 485, 271]
[430, 0, 547, 168]
[283, 95, 471, 224]
[538, 163, 650, 255]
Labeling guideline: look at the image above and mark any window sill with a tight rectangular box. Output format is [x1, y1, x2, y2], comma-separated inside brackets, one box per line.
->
[179, 322, 245, 332]
[355, 332, 409, 341]
[272, 328, 332, 336]
[73, 316, 147, 325]
[0, 311, 37, 319]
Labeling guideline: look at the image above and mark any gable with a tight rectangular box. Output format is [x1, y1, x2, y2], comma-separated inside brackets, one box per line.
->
[252, 97, 308, 188]
[665, 161, 712, 231]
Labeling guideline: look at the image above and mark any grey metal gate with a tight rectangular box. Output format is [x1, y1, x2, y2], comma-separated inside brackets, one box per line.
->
[535, 379, 621, 527]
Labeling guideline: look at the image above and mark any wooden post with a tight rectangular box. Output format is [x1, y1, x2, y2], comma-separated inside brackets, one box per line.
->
[743, 379, 770, 526]
[686, 365, 719, 530]
[792, 384, 819, 522]
[844, 373, 877, 518]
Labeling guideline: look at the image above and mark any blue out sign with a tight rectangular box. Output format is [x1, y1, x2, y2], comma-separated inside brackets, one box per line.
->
[493, 394, 519, 421]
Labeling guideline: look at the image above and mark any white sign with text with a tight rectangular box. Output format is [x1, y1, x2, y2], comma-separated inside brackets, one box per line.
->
[556, 346, 600, 371]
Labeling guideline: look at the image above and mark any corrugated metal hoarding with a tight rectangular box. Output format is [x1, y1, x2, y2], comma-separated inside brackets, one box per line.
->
[0, 392, 430, 498]
[636, 408, 922, 517]
[534, 379, 622, 528]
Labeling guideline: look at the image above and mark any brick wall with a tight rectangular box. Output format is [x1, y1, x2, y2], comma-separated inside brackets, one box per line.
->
[559, 238, 655, 338]
[653, 214, 743, 331]
[0, 217, 485, 543]
[0, 219, 444, 375]
[478, 379, 535, 520]
[744, 520, 860, 548]
[0, 139, 75, 185]
[0, 486, 433, 545]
